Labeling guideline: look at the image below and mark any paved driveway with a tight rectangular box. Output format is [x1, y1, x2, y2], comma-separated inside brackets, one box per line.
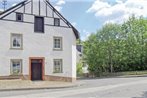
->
[1, 77, 147, 98]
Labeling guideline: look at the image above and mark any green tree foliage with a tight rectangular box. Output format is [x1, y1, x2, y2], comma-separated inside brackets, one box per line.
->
[77, 61, 83, 76]
[83, 16, 147, 76]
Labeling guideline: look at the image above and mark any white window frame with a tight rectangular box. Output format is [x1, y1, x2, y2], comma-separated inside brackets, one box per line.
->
[10, 59, 22, 75]
[11, 33, 23, 49]
[53, 37, 62, 50]
[53, 59, 63, 73]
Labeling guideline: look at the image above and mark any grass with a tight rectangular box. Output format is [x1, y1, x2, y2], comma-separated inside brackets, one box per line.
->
[78, 70, 147, 78]
[100, 70, 147, 77]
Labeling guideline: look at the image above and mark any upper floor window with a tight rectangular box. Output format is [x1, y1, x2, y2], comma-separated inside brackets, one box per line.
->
[16, 13, 23, 22]
[11, 34, 23, 49]
[54, 18, 60, 26]
[34, 16, 44, 33]
[53, 37, 62, 50]
[11, 59, 22, 75]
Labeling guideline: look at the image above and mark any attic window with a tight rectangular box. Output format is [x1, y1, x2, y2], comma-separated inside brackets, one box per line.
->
[54, 18, 60, 26]
[34, 16, 44, 33]
[16, 13, 23, 22]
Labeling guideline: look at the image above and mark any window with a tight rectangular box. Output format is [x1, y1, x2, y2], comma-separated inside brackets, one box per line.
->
[53, 37, 62, 50]
[11, 34, 23, 49]
[54, 18, 60, 26]
[16, 13, 23, 21]
[53, 59, 62, 73]
[34, 16, 44, 33]
[11, 59, 22, 75]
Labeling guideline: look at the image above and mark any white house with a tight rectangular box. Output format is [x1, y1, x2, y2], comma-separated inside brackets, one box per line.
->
[0, 0, 79, 82]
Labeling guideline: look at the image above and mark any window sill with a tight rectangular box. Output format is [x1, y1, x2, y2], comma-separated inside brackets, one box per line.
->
[53, 72, 63, 74]
[10, 74, 22, 76]
[34, 31, 44, 33]
[53, 48, 63, 51]
[10, 48, 23, 50]
[16, 20, 23, 22]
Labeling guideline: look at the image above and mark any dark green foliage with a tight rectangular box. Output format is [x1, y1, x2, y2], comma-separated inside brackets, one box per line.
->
[83, 16, 147, 76]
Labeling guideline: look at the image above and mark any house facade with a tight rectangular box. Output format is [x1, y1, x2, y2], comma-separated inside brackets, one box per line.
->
[0, 0, 79, 82]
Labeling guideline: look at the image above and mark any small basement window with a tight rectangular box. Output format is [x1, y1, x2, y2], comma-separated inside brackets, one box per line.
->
[54, 18, 60, 26]
[16, 13, 23, 21]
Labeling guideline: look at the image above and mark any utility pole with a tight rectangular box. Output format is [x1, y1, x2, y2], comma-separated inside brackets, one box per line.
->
[2, 0, 7, 11]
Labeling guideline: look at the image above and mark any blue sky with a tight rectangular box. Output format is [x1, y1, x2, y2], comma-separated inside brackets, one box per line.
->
[0, 0, 147, 40]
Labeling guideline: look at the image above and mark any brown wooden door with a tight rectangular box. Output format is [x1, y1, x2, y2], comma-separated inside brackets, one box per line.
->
[31, 59, 42, 80]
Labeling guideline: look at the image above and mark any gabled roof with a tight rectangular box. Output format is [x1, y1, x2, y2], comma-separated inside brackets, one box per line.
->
[0, 0, 80, 39]
[45, 0, 80, 39]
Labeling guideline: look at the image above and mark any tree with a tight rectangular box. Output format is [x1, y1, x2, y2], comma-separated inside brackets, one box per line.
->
[83, 16, 147, 76]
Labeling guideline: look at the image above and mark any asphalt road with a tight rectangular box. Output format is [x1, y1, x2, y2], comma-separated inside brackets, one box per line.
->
[1, 77, 147, 98]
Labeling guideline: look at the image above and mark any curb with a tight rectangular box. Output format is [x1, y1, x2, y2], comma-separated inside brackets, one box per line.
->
[116, 74, 147, 78]
[77, 74, 147, 80]
[0, 82, 84, 92]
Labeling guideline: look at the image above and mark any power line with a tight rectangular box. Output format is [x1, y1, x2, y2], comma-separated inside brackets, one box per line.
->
[2, 0, 7, 11]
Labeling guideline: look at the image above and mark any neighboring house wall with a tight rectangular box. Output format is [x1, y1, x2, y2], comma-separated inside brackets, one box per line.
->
[76, 45, 83, 63]
[0, 0, 79, 82]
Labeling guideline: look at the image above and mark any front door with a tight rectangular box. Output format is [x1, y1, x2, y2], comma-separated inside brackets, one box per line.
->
[31, 59, 43, 80]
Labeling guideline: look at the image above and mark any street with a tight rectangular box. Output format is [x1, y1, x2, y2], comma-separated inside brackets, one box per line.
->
[1, 77, 147, 98]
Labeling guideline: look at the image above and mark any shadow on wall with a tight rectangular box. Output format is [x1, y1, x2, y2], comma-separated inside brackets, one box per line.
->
[132, 91, 147, 98]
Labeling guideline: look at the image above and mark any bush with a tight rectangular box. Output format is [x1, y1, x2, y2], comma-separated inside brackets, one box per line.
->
[77, 61, 83, 76]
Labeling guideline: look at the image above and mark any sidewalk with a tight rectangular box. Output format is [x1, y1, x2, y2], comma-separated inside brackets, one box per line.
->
[0, 79, 83, 91]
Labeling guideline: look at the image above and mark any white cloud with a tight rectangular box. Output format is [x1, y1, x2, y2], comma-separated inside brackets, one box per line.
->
[55, 6, 62, 12]
[87, 0, 147, 24]
[56, 0, 65, 6]
[55, 0, 66, 12]
[12, 3, 17, 7]
[81, 29, 91, 41]
[0, 9, 3, 12]
[71, 22, 77, 27]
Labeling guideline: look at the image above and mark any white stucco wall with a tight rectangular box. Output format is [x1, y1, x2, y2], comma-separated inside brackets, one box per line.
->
[0, 20, 76, 78]
[0, 0, 77, 79]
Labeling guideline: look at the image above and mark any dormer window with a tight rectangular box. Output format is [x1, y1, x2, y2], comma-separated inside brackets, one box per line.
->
[16, 13, 23, 22]
[54, 18, 60, 26]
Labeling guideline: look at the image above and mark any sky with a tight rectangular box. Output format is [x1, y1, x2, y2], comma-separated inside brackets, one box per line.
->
[0, 0, 147, 40]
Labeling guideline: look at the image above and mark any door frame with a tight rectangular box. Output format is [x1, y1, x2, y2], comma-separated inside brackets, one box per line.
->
[29, 57, 45, 80]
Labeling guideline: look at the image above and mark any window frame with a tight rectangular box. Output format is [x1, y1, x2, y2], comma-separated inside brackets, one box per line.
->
[53, 37, 62, 51]
[54, 18, 60, 26]
[53, 59, 63, 73]
[34, 16, 44, 33]
[16, 13, 23, 22]
[10, 33, 23, 50]
[10, 59, 22, 75]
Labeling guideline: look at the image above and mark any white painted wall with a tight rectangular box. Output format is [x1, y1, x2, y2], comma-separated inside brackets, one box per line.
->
[0, 20, 76, 78]
[0, 0, 77, 79]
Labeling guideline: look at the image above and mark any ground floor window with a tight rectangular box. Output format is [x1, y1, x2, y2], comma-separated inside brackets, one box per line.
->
[53, 59, 62, 73]
[11, 59, 22, 75]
